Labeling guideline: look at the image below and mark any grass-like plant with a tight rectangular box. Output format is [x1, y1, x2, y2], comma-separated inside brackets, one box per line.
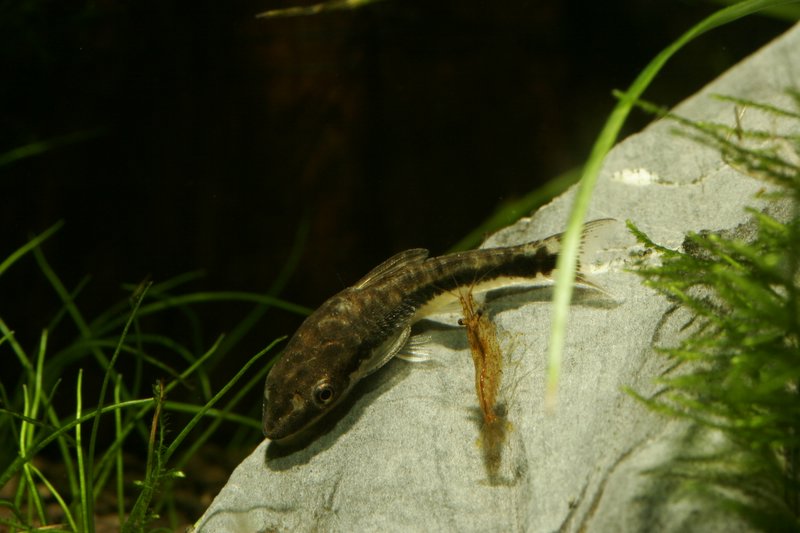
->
[544, 0, 798, 408]
[628, 91, 800, 531]
[0, 224, 310, 531]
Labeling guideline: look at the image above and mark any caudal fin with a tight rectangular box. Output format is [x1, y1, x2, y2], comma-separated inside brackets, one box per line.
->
[528, 218, 619, 292]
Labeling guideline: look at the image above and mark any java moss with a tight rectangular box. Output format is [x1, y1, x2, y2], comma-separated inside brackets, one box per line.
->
[629, 91, 800, 531]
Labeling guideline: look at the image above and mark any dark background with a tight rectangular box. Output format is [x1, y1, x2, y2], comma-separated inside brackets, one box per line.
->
[0, 1, 792, 399]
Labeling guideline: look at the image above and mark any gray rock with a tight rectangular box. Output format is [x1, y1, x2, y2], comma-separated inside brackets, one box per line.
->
[192, 22, 800, 533]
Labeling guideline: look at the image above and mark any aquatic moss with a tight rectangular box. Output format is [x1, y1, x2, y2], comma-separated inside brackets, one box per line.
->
[629, 91, 800, 531]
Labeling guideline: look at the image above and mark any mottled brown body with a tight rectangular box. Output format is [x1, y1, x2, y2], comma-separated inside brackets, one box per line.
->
[262, 220, 614, 442]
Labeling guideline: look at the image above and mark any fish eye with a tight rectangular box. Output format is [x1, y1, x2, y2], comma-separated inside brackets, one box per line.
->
[313, 381, 336, 406]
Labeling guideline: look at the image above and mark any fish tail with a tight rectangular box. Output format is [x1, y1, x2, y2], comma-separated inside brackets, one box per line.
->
[510, 218, 618, 295]
[575, 218, 619, 274]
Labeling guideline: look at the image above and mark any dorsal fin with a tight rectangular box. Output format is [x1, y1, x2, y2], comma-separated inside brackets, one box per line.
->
[354, 248, 429, 289]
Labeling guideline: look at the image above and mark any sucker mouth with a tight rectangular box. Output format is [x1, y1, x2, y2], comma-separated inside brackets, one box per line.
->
[264, 416, 322, 445]
[262, 415, 294, 441]
[262, 402, 316, 442]
[262, 404, 287, 440]
[261, 397, 284, 438]
[262, 421, 277, 439]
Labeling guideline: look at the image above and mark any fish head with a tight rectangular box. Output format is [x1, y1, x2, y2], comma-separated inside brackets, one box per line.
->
[262, 324, 356, 442]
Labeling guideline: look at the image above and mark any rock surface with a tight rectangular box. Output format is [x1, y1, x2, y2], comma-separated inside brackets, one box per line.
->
[192, 22, 800, 533]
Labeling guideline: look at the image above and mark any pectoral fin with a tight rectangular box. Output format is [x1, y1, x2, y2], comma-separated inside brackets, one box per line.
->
[359, 326, 411, 378]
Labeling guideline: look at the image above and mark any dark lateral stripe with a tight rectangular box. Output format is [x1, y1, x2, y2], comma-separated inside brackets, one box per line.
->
[343, 245, 557, 377]
[406, 246, 557, 309]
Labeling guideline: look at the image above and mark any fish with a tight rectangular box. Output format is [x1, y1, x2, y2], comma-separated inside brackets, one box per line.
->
[262, 219, 616, 442]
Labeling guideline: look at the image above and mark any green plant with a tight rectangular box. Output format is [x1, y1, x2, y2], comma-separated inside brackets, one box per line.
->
[545, 0, 799, 408]
[0, 224, 307, 531]
[628, 91, 800, 530]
